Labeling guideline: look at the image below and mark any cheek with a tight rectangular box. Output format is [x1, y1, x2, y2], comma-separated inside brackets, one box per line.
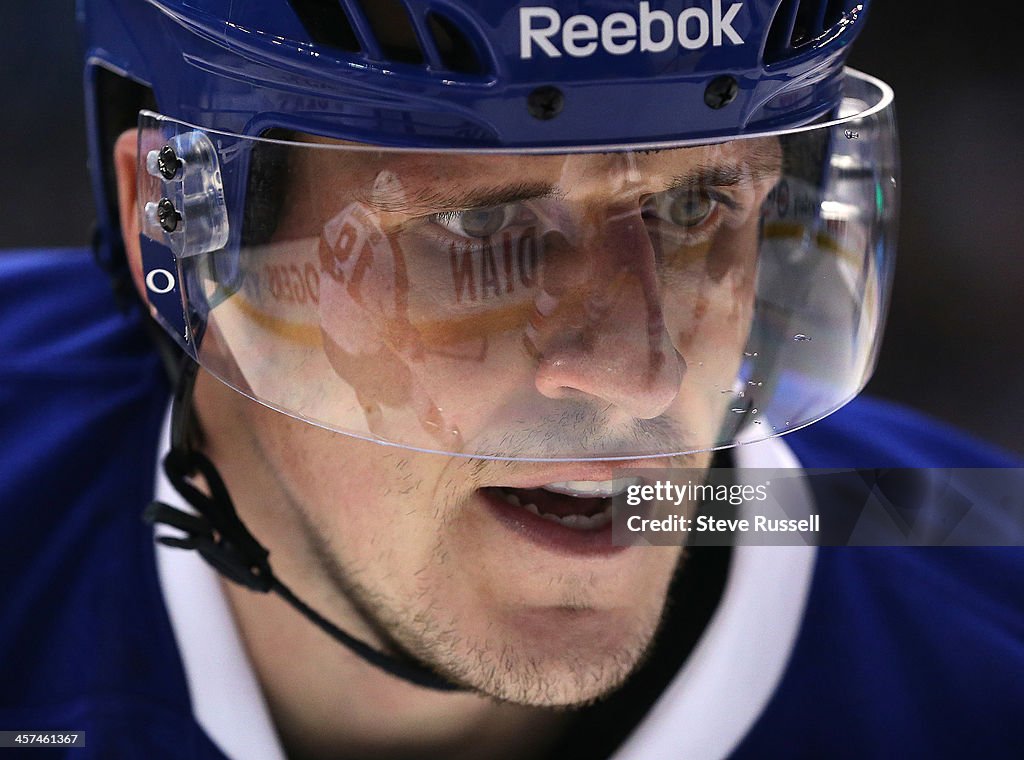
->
[660, 225, 759, 441]
[670, 223, 759, 358]
[248, 415, 446, 575]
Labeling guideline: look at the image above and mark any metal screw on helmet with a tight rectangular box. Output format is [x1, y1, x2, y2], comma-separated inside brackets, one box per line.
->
[528, 86, 564, 121]
[157, 145, 183, 180]
[704, 76, 739, 109]
[156, 198, 182, 233]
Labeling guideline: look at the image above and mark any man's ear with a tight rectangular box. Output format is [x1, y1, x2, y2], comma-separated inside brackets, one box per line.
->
[113, 129, 147, 300]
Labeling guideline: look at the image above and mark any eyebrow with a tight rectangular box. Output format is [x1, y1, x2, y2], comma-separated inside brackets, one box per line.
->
[361, 182, 562, 214]
[670, 149, 783, 189]
[362, 144, 782, 214]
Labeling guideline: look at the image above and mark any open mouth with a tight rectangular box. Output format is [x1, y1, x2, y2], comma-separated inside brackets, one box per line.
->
[479, 478, 644, 555]
[483, 480, 634, 530]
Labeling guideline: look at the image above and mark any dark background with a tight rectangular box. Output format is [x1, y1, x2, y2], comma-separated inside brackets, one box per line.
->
[1, 2, 1021, 453]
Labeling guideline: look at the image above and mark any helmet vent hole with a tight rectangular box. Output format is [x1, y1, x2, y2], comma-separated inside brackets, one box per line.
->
[426, 12, 485, 75]
[791, 1, 820, 46]
[288, 0, 360, 53]
[356, 0, 425, 64]
[291, 0, 492, 76]
[765, 0, 860, 64]
[823, 0, 848, 28]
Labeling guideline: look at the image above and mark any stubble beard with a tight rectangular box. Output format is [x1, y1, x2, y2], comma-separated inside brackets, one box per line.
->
[289, 481, 684, 708]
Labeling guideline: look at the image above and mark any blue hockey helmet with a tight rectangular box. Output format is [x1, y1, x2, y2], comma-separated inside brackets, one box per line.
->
[81, 0, 870, 146]
[79, 0, 897, 461]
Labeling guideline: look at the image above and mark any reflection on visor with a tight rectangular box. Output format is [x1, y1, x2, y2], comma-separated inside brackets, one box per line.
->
[137, 70, 897, 461]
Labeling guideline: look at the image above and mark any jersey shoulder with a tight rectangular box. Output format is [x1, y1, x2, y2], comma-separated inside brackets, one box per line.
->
[783, 395, 1021, 468]
[0, 247, 153, 369]
[732, 397, 1024, 758]
[0, 250, 217, 756]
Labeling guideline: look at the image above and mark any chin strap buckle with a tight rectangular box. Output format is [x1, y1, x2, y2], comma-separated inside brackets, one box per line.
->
[146, 446, 273, 593]
[144, 460, 274, 594]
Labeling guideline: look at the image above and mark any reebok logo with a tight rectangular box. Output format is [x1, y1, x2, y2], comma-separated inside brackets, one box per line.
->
[520, 1, 744, 59]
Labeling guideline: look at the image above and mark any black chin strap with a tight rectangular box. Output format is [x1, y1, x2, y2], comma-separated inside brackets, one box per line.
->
[143, 358, 462, 692]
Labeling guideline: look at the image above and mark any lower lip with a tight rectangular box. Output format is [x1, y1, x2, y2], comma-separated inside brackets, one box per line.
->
[479, 489, 628, 558]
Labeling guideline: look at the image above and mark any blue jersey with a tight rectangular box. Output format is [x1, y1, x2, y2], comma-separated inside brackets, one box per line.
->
[1, 248, 1022, 759]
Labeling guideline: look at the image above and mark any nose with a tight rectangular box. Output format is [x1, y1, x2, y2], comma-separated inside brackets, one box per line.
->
[528, 208, 686, 420]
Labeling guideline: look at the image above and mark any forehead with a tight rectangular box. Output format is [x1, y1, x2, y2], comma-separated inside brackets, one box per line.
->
[290, 135, 781, 196]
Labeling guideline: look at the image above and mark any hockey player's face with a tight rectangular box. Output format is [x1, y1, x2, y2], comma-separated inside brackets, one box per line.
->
[121, 134, 779, 705]
[169, 136, 780, 462]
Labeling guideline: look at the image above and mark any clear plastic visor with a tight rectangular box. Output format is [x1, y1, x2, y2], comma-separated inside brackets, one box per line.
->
[137, 70, 897, 461]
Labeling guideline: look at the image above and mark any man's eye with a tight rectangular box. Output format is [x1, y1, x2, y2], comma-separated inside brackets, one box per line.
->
[669, 190, 714, 227]
[644, 188, 717, 229]
[432, 205, 516, 239]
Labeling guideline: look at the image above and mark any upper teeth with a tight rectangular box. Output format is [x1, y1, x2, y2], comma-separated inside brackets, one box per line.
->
[541, 478, 641, 498]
